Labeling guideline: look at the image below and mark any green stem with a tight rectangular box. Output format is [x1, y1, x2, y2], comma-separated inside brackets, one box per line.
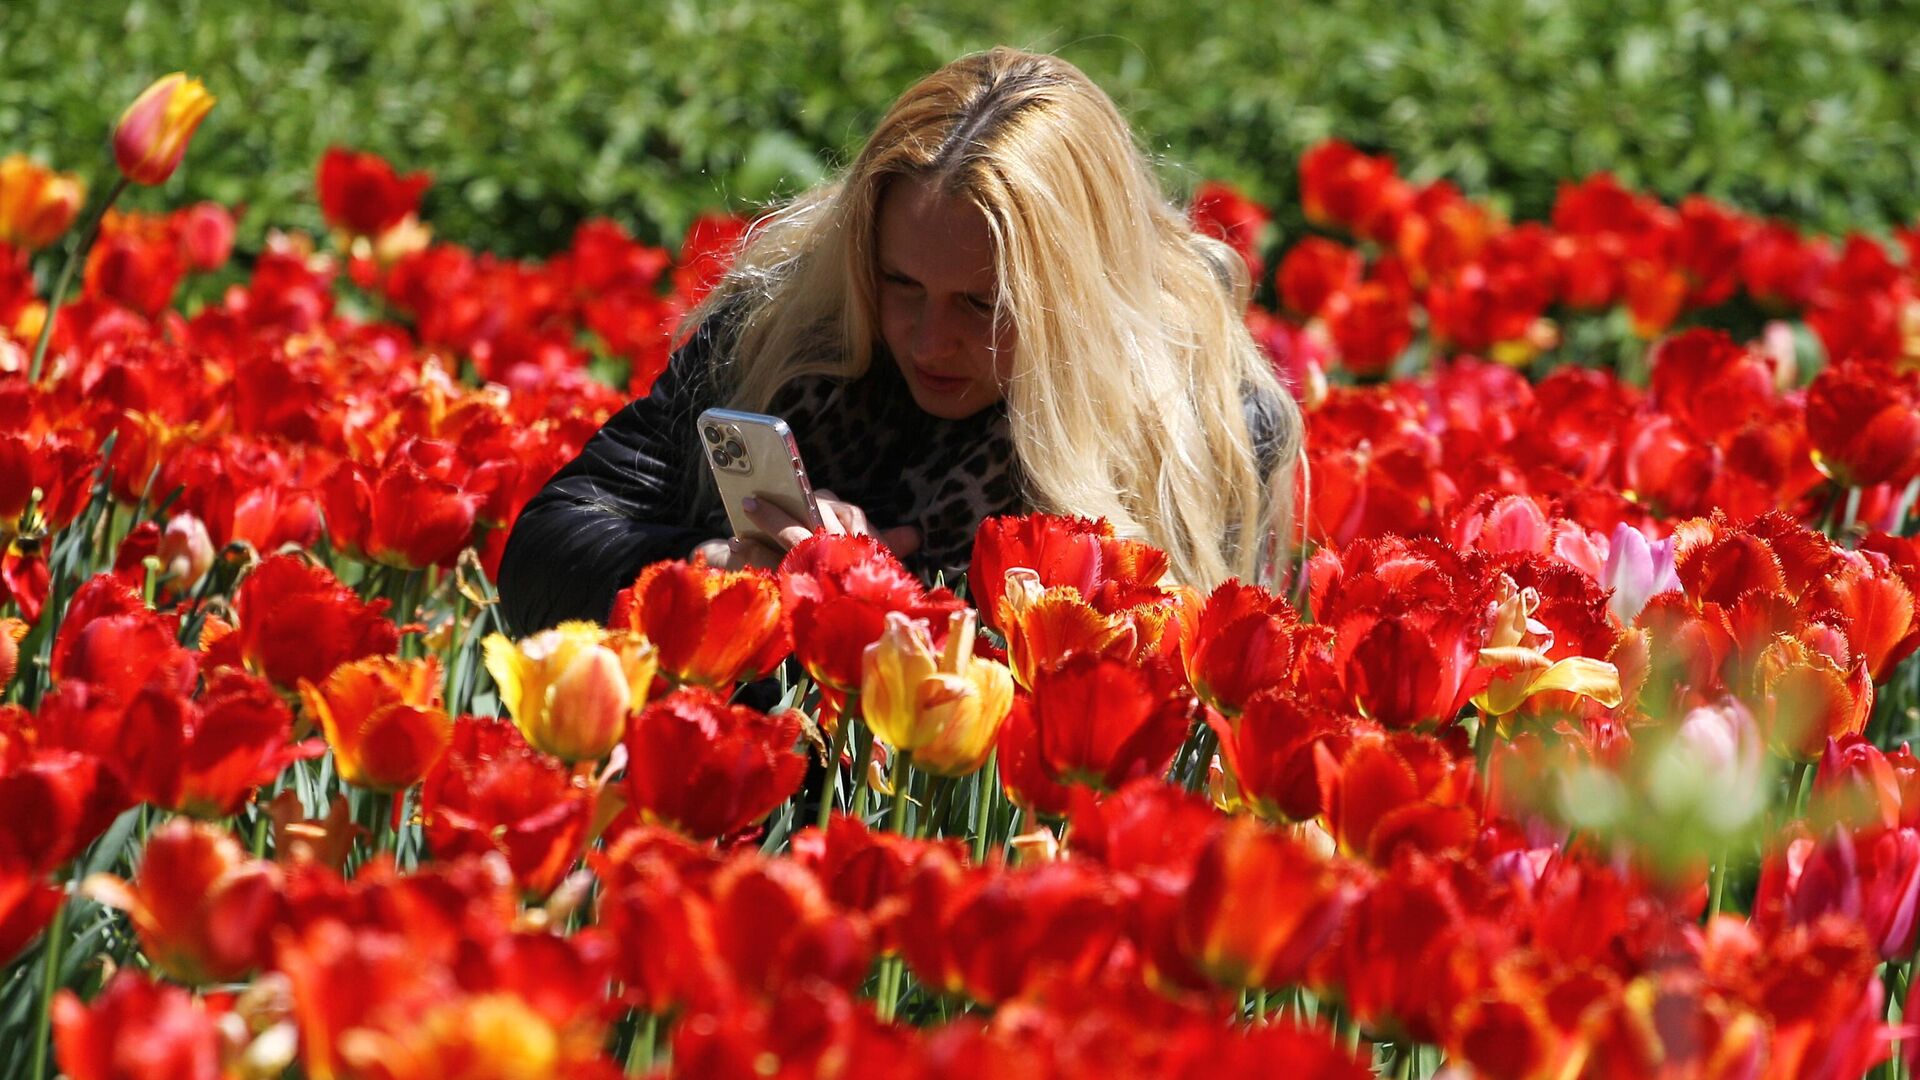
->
[875, 955, 910, 1023]
[849, 721, 874, 820]
[971, 753, 997, 863]
[887, 749, 913, 835]
[251, 796, 270, 858]
[29, 175, 130, 385]
[1793, 759, 1817, 819]
[816, 715, 852, 831]
[31, 889, 70, 1080]
[1706, 855, 1726, 920]
[624, 1011, 658, 1076]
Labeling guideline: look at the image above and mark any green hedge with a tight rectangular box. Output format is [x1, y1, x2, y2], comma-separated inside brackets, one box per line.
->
[5, 0, 1917, 258]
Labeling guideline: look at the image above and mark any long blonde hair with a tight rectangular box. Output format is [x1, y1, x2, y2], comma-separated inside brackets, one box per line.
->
[683, 46, 1302, 588]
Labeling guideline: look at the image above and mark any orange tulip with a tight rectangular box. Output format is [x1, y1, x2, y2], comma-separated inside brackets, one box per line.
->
[113, 74, 216, 186]
[80, 819, 280, 985]
[298, 656, 453, 792]
[0, 155, 85, 252]
[611, 559, 789, 688]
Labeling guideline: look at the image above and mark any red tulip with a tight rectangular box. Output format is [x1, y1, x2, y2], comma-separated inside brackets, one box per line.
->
[316, 147, 431, 239]
[969, 512, 1171, 632]
[1188, 180, 1271, 281]
[202, 554, 399, 692]
[1211, 688, 1359, 822]
[899, 853, 1124, 1005]
[1805, 360, 1920, 490]
[610, 559, 789, 688]
[1277, 237, 1363, 318]
[1318, 730, 1479, 864]
[419, 715, 597, 898]
[1178, 579, 1301, 715]
[1300, 140, 1410, 243]
[622, 688, 806, 839]
[778, 533, 962, 691]
[1026, 653, 1193, 791]
[53, 973, 226, 1080]
[1178, 817, 1360, 990]
[174, 202, 235, 272]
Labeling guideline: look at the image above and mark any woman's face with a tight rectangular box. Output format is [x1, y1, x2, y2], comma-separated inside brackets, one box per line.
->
[874, 175, 1016, 420]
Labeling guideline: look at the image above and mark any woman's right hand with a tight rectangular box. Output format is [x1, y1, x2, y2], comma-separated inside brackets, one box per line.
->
[691, 536, 785, 571]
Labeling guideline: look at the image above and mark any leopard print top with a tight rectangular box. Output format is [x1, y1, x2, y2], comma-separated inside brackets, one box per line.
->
[754, 360, 1024, 581]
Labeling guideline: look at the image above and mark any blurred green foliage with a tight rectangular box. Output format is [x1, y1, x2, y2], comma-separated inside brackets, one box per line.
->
[5, 0, 1918, 258]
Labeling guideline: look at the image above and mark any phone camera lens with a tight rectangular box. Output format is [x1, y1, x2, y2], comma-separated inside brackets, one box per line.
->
[703, 424, 723, 443]
[723, 439, 745, 460]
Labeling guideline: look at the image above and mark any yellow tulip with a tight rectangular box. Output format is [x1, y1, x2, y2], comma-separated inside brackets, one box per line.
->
[483, 621, 657, 762]
[861, 609, 1013, 777]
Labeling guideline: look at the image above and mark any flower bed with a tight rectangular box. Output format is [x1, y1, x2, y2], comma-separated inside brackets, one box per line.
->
[5, 81, 1920, 1079]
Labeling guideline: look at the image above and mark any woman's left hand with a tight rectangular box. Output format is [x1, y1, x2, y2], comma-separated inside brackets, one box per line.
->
[744, 488, 921, 556]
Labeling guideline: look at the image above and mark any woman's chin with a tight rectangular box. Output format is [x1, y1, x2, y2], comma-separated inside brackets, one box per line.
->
[907, 382, 993, 420]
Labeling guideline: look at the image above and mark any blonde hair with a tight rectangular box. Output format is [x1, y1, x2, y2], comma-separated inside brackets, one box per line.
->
[683, 46, 1302, 589]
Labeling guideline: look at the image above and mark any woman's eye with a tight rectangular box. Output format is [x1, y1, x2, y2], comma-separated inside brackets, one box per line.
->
[964, 294, 994, 314]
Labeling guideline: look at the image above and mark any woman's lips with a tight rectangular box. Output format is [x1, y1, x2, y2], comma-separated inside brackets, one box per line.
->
[913, 366, 970, 393]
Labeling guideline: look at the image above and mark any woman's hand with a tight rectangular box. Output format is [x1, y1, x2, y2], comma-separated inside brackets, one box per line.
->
[692, 489, 921, 571]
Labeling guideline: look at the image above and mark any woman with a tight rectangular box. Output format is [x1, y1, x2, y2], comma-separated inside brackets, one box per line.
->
[499, 47, 1301, 635]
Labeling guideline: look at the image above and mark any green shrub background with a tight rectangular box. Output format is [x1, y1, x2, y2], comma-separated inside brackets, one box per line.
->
[6, 0, 1918, 258]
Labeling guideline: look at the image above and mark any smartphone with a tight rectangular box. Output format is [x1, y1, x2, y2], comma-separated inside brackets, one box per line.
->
[697, 408, 823, 549]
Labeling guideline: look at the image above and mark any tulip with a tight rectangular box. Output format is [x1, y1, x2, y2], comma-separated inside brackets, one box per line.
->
[80, 819, 280, 985]
[1603, 522, 1680, 624]
[483, 621, 656, 763]
[53, 974, 226, 1080]
[623, 688, 807, 840]
[316, 147, 431, 239]
[778, 533, 963, 691]
[419, 716, 596, 898]
[0, 617, 24, 691]
[201, 554, 400, 693]
[156, 512, 214, 592]
[611, 559, 789, 689]
[1178, 817, 1359, 990]
[297, 655, 453, 792]
[175, 201, 235, 271]
[860, 609, 1013, 777]
[0, 155, 85, 252]
[113, 74, 216, 186]
[1178, 580, 1300, 715]
[1471, 575, 1623, 719]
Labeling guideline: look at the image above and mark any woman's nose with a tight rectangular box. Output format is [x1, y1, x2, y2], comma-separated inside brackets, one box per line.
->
[912, 300, 961, 360]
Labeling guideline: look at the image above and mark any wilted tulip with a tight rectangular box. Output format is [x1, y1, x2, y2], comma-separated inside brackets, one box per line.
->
[0, 154, 85, 252]
[860, 609, 1013, 777]
[297, 655, 453, 792]
[484, 621, 656, 763]
[113, 73, 216, 186]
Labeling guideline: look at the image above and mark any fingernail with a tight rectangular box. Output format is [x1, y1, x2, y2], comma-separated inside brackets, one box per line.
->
[742, 496, 759, 511]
